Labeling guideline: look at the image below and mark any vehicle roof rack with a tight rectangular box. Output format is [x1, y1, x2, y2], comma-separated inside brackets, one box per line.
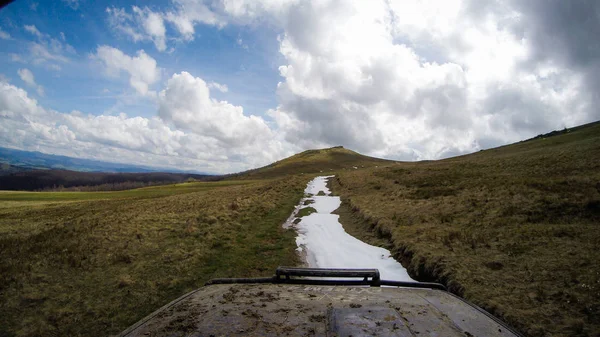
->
[205, 266, 447, 291]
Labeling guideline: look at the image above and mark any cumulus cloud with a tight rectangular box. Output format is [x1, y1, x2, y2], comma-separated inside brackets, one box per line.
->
[503, 0, 600, 122]
[107, 1, 228, 51]
[107, 6, 168, 51]
[17, 69, 35, 87]
[99, 0, 597, 159]
[17, 68, 44, 96]
[158, 72, 270, 146]
[5, 0, 600, 173]
[164, 0, 226, 38]
[218, 0, 592, 160]
[0, 74, 285, 173]
[94, 46, 161, 96]
[106, 8, 144, 41]
[107, 2, 225, 51]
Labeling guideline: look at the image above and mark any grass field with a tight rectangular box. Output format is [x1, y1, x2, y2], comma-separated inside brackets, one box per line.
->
[0, 180, 255, 203]
[0, 177, 307, 336]
[330, 122, 600, 337]
[1, 123, 599, 336]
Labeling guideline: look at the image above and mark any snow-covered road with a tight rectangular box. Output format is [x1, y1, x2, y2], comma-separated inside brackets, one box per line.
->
[286, 176, 414, 281]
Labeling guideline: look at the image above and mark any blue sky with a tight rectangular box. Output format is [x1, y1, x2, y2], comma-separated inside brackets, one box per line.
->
[1, 0, 281, 118]
[0, 0, 598, 173]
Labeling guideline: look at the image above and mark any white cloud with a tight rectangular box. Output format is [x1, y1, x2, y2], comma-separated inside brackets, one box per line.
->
[106, 7, 143, 41]
[208, 81, 228, 93]
[134, 7, 167, 51]
[94, 46, 161, 96]
[163, 0, 226, 38]
[0, 74, 284, 173]
[4, 0, 599, 173]
[159, 72, 270, 146]
[17, 69, 35, 87]
[24, 25, 43, 39]
[29, 42, 71, 64]
[20, 25, 75, 68]
[17, 68, 44, 96]
[105, 1, 292, 51]
[216, 0, 589, 160]
[107, 1, 228, 51]
[0, 28, 10, 40]
[107, 6, 168, 52]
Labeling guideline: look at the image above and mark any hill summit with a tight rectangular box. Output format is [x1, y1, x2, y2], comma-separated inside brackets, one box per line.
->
[238, 146, 393, 179]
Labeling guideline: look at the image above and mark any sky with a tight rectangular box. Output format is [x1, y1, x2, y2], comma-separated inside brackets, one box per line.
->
[0, 0, 599, 174]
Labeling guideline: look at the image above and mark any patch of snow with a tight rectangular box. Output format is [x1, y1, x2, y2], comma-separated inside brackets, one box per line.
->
[287, 176, 414, 282]
[310, 196, 339, 213]
[304, 175, 334, 195]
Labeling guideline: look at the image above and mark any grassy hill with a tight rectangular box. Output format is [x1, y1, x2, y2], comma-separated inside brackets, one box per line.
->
[235, 146, 393, 179]
[0, 122, 598, 336]
[330, 121, 600, 337]
[0, 178, 307, 336]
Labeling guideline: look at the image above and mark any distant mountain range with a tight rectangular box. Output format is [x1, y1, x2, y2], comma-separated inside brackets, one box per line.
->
[0, 147, 208, 174]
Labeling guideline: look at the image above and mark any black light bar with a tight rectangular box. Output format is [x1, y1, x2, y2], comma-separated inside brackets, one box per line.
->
[276, 266, 380, 282]
[205, 267, 446, 290]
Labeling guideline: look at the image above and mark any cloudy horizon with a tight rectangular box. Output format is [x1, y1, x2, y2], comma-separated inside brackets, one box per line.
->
[1, 0, 598, 174]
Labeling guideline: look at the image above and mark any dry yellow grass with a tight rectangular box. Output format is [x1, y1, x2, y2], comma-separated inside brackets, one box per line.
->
[0, 177, 307, 336]
[235, 146, 391, 179]
[330, 122, 600, 337]
[1, 122, 599, 337]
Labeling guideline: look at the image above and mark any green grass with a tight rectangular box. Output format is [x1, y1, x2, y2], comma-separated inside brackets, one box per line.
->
[2, 121, 599, 337]
[0, 180, 257, 202]
[329, 121, 600, 337]
[0, 176, 307, 336]
[297, 207, 317, 217]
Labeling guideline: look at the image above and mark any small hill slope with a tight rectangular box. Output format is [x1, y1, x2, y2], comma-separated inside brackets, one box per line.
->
[330, 120, 600, 337]
[236, 146, 393, 179]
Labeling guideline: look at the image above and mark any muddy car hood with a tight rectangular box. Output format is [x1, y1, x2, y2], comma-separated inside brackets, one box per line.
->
[120, 282, 520, 337]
